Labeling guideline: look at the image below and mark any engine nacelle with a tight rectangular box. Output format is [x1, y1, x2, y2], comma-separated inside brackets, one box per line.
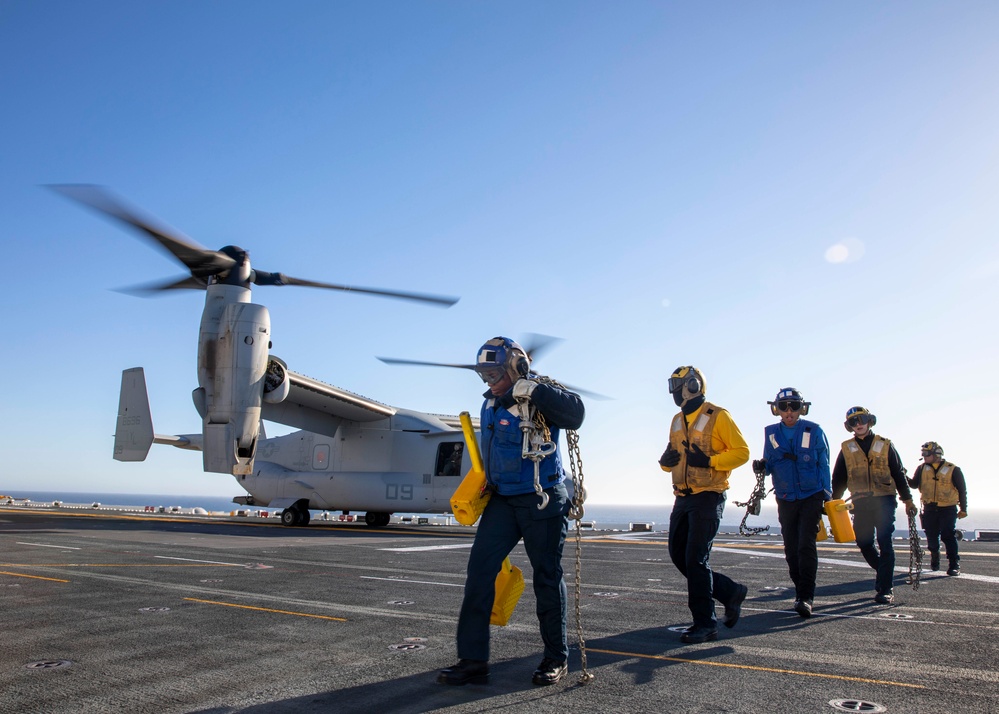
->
[202, 301, 271, 475]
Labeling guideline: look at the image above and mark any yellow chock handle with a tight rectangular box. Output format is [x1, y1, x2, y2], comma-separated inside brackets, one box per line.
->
[450, 412, 490, 526]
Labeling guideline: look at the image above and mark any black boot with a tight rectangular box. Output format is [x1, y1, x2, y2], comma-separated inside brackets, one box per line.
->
[930, 551, 940, 571]
[437, 659, 489, 685]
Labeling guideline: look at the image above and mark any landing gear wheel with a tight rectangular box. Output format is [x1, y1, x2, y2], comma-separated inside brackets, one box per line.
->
[280, 508, 298, 526]
[364, 512, 391, 528]
[300, 509, 311, 526]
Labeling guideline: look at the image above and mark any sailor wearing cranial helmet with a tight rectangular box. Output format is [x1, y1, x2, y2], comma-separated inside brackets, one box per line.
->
[658, 365, 750, 644]
[438, 337, 584, 688]
[906, 441, 968, 576]
[832, 406, 916, 604]
[753, 387, 830, 618]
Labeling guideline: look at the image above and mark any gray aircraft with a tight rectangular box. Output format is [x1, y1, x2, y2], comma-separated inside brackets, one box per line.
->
[55, 185, 471, 528]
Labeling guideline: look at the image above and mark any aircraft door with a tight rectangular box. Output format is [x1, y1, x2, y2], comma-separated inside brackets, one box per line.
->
[433, 441, 465, 506]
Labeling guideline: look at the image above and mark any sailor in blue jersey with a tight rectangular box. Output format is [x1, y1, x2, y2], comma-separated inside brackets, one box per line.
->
[438, 337, 584, 688]
[753, 388, 830, 618]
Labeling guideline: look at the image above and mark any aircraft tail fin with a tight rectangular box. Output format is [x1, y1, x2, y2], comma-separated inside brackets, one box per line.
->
[114, 367, 155, 462]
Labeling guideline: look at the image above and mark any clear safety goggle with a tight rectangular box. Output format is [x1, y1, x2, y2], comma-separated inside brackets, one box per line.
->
[475, 366, 507, 386]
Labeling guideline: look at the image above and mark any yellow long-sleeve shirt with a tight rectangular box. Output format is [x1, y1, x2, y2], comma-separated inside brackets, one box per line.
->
[661, 402, 750, 494]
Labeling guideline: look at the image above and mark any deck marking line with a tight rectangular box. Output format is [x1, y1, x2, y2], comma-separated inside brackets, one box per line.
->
[587, 647, 927, 689]
[380, 544, 475, 552]
[360, 576, 463, 587]
[16, 542, 81, 550]
[0, 570, 70, 583]
[155, 556, 246, 566]
[184, 598, 347, 622]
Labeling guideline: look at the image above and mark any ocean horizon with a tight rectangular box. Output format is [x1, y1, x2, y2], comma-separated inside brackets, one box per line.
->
[5, 489, 998, 536]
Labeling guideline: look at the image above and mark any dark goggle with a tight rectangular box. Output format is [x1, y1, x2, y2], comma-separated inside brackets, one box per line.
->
[476, 367, 506, 386]
[777, 400, 802, 412]
[847, 414, 874, 428]
[921, 449, 937, 457]
[667, 376, 687, 393]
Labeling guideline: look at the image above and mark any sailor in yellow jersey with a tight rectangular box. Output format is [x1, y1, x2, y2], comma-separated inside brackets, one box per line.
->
[831, 406, 917, 604]
[906, 441, 968, 576]
[659, 366, 750, 643]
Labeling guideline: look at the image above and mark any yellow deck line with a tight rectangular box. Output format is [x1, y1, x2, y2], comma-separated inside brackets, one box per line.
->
[0, 570, 70, 583]
[587, 647, 926, 689]
[184, 597, 347, 622]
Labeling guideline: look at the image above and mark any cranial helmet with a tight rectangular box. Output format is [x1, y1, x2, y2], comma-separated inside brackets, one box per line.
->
[921, 441, 944, 458]
[768, 387, 811, 416]
[474, 337, 529, 385]
[668, 366, 705, 406]
[844, 405, 877, 432]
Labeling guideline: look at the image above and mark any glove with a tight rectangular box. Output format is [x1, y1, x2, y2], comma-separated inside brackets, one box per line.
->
[752, 459, 766, 474]
[512, 378, 538, 401]
[782, 452, 797, 462]
[958, 510, 968, 519]
[904, 499, 918, 517]
[686, 443, 711, 469]
[659, 446, 680, 468]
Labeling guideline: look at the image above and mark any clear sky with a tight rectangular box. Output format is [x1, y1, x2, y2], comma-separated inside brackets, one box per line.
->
[2, 3, 997, 519]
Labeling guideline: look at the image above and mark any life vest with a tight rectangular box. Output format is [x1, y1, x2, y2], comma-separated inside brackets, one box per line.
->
[841, 434, 895, 498]
[918, 461, 960, 507]
[669, 401, 729, 496]
[764, 420, 828, 500]
[480, 397, 563, 496]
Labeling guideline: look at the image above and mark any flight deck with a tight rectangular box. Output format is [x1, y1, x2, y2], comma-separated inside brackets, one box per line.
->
[1, 506, 997, 714]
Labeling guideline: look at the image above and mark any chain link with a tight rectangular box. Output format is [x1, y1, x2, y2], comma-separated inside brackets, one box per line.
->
[733, 464, 771, 537]
[537, 374, 593, 684]
[566, 429, 593, 684]
[907, 510, 923, 590]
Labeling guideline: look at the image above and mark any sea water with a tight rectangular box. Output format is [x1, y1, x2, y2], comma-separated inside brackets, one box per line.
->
[5, 490, 997, 536]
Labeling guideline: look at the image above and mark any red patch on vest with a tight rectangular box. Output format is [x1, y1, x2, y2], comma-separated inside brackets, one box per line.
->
[499, 419, 510, 426]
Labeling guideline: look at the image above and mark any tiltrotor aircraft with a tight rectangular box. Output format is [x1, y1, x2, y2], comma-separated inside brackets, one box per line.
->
[55, 185, 476, 528]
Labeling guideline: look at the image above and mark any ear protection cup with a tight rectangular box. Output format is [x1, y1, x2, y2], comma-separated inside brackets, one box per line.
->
[514, 355, 530, 377]
[770, 404, 780, 417]
[686, 374, 701, 395]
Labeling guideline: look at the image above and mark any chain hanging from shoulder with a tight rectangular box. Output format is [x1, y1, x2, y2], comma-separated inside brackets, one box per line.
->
[537, 376, 593, 684]
[514, 394, 556, 510]
[734, 460, 771, 537]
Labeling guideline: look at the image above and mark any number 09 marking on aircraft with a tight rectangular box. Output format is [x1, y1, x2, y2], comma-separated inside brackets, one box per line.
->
[385, 484, 414, 500]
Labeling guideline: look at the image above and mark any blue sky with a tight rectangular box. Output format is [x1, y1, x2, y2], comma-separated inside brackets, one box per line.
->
[2, 2, 997, 517]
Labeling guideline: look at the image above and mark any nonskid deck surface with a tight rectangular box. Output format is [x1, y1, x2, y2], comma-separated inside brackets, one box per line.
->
[1, 507, 997, 714]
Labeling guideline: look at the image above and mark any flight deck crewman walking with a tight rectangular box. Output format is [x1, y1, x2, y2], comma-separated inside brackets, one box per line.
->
[907, 441, 968, 576]
[831, 406, 917, 604]
[438, 337, 584, 687]
[754, 388, 831, 618]
[659, 366, 750, 643]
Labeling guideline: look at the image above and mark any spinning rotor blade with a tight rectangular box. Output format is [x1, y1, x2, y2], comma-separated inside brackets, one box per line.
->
[377, 357, 478, 370]
[256, 272, 458, 307]
[49, 184, 236, 277]
[115, 275, 210, 295]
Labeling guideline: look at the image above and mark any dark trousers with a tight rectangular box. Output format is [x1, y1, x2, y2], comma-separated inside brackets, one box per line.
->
[456, 486, 569, 663]
[852, 495, 897, 594]
[777, 492, 825, 601]
[668, 490, 741, 629]
[921, 504, 959, 568]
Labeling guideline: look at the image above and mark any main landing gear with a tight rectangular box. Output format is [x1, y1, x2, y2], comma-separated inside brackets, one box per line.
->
[280, 504, 311, 527]
[364, 512, 391, 528]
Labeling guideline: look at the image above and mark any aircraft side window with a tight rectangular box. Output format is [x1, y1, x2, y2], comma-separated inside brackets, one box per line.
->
[312, 444, 330, 471]
[437, 442, 464, 476]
